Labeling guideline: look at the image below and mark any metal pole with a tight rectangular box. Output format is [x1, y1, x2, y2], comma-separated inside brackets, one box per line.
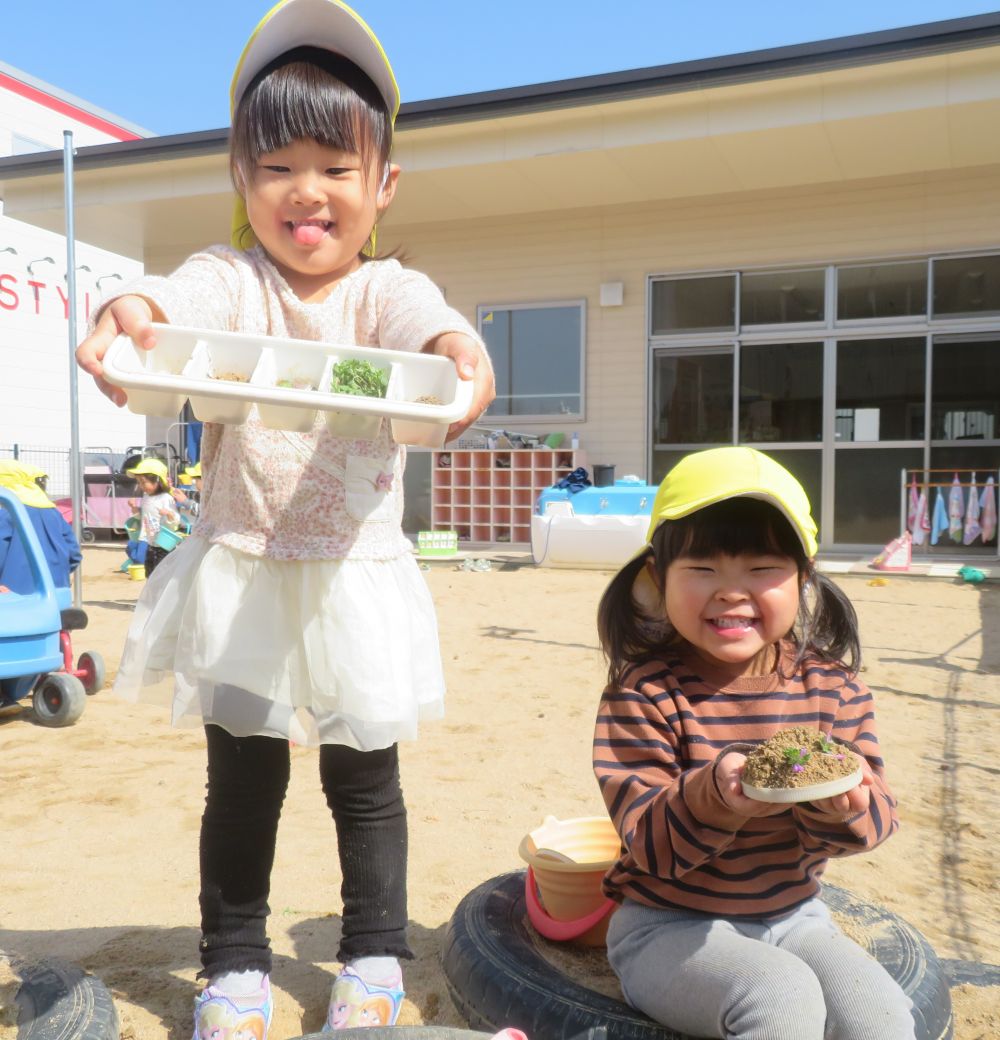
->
[63, 129, 83, 609]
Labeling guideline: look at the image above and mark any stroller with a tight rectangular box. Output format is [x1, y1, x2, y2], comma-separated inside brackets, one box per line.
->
[0, 488, 105, 727]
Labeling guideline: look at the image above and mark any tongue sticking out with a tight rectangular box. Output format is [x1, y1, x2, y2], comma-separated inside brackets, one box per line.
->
[293, 223, 326, 245]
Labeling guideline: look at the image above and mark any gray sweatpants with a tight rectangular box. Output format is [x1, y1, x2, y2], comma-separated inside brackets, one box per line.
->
[606, 896, 916, 1040]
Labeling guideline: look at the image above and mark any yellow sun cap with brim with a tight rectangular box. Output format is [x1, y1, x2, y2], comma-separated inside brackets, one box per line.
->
[229, 0, 400, 248]
[127, 458, 170, 485]
[182, 462, 202, 479]
[0, 460, 55, 509]
[643, 446, 818, 558]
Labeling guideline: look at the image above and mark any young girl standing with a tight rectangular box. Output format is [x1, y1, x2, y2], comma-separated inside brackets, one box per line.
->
[593, 447, 915, 1040]
[126, 458, 180, 576]
[76, 1, 494, 1036]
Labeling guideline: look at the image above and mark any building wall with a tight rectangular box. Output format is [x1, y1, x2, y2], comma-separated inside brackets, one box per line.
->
[378, 163, 1000, 479]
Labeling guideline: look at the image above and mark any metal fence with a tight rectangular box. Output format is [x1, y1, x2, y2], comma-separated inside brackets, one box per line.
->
[0, 444, 132, 499]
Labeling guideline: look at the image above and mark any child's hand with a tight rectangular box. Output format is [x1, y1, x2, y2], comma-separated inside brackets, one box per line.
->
[807, 754, 875, 816]
[716, 752, 789, 817]
[0, 585, 10, 593]
[425, 332, 497, 440]
[171, 488, 189, 503]
[75, 295, 164, 406]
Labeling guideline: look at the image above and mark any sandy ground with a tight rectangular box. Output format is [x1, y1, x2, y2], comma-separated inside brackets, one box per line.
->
[1, 546, 998, 1040]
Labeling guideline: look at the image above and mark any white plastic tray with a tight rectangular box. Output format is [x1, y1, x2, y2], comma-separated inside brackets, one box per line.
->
[101, 323, 474, 446]
[741, 766, 863, 804]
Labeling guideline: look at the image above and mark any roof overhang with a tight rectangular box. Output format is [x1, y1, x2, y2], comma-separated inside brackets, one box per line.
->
[3, 14, 1000, 261]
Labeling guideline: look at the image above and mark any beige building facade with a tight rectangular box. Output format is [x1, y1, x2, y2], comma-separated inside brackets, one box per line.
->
[2, 14, 998, 549]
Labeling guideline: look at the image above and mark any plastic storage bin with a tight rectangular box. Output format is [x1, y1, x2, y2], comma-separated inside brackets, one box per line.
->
[537, 481, 657, 517]
[102, 324, 474, 447]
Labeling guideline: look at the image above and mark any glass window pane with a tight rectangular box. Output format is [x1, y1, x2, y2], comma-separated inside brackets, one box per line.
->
[739, 342, 822, 443]
[653, 352, 733, 445]
[480, 304, 583, 418]
[837, 262, 927, 320]
[931, 335, 1000, 441]
[740, 270, 824, 325]
[835, 338, 925, 442]
[834, 448, 923, 544]
[651, 276, 736, 335]
[933, 254, 1000, 318]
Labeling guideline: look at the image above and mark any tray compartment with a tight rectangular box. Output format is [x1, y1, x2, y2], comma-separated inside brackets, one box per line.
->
[254, 346, 328, 432]
[389, 354, 467, 448]
[322, 355, 396, 441]
[186, 338, 264, 424]
[112, 333, 196, 418]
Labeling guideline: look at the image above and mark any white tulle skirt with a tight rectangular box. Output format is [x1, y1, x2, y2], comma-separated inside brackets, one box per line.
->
[114, 535, 445, 750]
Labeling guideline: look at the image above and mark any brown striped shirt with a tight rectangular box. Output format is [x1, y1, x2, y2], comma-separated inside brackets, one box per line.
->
[592, 642, 898, 918]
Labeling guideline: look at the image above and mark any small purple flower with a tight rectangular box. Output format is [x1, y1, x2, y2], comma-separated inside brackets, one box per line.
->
[793, 764, 805, 772]
[836, 754, 845, 760]
[375, 471, 393, 492]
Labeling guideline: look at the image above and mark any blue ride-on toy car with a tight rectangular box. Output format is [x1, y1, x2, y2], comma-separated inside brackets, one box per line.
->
[0, 487, 105, 726]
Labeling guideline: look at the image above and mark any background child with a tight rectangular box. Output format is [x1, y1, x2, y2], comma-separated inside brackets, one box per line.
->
[126, 458, 180, 577]
[75, 1, 494, 1037]
[0, 461, 82, 705]
[171, 461, 202, 525]
[593, 446, 914, 1040]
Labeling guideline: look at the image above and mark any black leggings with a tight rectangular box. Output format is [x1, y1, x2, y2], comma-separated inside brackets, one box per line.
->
[198, 724, 411, 978]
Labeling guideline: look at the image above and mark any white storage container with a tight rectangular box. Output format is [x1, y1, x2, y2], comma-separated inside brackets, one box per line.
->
[102, 324, 474, 446]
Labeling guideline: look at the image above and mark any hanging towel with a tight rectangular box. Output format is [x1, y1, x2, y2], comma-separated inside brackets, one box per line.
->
[948, 474, 965, 542]
[912, 485, 930, 546]
[980, 477, 997, 543]
[931, 486, 949, 546]
[907, 475, 919, 533]
[964, 472, 982, 545]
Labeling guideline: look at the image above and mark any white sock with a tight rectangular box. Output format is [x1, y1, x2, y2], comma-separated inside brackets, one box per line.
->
[212, 969, 266, 996]
[348, 956, 401, 986]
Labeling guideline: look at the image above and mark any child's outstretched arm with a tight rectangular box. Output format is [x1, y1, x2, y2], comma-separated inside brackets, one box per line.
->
[594, 684, 780, 881]
[790, 678, 899, 855]
[423, 331, 496, 440]
[76, 295, 165, 407]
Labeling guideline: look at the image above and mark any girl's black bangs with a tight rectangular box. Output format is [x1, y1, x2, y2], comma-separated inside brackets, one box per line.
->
[665, 498, 805, 561]
[232, 48, 390, 177]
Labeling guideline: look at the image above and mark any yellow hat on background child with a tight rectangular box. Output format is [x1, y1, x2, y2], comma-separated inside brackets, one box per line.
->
[181, 462, 202, 480]
[229, 0, 400, 248]
[644, 447, 818, 557]
[128, 458, 170, 485]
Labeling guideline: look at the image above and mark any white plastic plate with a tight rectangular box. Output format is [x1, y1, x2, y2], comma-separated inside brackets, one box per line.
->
[102, 323, 474, 446]
[741, 766, 863, 804]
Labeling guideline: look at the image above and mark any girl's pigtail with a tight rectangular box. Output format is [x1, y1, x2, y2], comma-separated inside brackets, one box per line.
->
[598, 551, 668, 691]
[795, 570, 861, 676]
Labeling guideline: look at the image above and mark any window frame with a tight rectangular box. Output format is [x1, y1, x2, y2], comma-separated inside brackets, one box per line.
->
[476, 298, 586, 422]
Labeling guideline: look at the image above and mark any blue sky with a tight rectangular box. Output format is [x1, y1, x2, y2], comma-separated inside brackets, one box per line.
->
[5, 1, 999, 136]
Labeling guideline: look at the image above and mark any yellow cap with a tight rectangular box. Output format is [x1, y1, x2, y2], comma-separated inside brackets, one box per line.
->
[182, 462, 202, 479]
[229, 0, 399, 249]
[644, 447, 818, 557]
[128, 458, 170, 484]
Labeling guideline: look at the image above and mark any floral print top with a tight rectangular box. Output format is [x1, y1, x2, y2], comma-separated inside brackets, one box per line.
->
[108, 246, 485, 561]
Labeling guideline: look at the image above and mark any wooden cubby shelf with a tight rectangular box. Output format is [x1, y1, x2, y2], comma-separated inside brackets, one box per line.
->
[431, 448, 587, 547]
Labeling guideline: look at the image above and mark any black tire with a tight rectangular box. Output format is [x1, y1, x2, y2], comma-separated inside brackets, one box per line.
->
[32, 674, 86, 728]
[76, 652, 105, 696]
[8, 954, 118, 1040]
[442, 871, 953, 1040]
[80, 529, 97, 544]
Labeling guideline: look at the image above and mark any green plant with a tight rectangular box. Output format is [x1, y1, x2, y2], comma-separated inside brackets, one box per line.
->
[330, 359, 389, 398]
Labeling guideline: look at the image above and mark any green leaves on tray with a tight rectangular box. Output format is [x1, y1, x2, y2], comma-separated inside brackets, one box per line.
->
[330, 359, 390, 398]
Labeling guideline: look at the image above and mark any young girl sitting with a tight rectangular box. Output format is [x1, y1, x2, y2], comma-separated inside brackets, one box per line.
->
[126, 458, 180, 577]
[75, 2, 494, 1037]
[593, 446, 914, 1040]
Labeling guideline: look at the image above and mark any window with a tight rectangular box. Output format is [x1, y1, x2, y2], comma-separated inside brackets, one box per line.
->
[740, 269, 825, 325]
[478, 302, 584, 419]
[835, 338, 925, 441]
[739, 342, 823, 443]
[652, 350, 733, 445]
[931, 335, 1000, 441]
[933, 254, 1000, 318]
[837, 261, 926, 320]
[651, 275, 735, 335]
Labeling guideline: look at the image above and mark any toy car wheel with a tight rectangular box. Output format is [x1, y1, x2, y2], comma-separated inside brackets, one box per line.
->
[32, 673, 87, 727]
[81, 527, 97, 543]
[77, 651, 106, 695]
